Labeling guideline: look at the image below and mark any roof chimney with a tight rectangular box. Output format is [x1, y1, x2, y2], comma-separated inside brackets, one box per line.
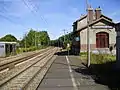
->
[88, 7, 93, 23]
[95, 6, 101, 19]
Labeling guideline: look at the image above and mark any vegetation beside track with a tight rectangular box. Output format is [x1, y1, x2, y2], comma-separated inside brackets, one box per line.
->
[80, 52, 116, 64]
[79, 52, 120, 90]
[16, 45, 48, 54]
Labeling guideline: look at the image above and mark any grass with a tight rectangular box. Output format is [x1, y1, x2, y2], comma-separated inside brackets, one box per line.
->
[16, 45, 48, 54]
[80, 52, 116, 75]
[80, 52, 116, 64]
[79, 52, 120, 89]
[91, 54, 116, 64]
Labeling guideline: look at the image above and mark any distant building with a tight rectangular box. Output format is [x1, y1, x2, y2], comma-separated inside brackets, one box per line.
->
[0, 42, 17, 57]
[72, 7, 116, 54]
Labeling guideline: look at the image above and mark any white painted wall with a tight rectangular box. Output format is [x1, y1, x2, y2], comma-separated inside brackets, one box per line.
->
[0, 43, 5, 57]
[80, 27, 116, 47]
[80, 28, 87, 44]
[77, 18, 87, 30]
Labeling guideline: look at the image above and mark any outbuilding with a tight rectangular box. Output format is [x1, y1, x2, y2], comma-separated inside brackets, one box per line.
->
[0, 42, 17, 57]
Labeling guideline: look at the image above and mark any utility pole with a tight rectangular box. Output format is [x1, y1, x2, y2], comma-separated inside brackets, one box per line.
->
[63, 29, 67, 49]
[25, 33, 27, 52]
[37, 30, 39, 49]
[35, 31, 36, 48]
[63, 29, 66, 43]
[86, 0, 91, 67]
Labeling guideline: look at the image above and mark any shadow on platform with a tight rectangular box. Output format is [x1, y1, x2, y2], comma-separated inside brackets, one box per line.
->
[73, 61, 120, 90]
[54, 50, 79, 56]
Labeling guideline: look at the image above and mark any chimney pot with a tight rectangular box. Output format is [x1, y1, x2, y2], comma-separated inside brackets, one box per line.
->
[95, 7, 101, 19]
[88, 7, 93, 23]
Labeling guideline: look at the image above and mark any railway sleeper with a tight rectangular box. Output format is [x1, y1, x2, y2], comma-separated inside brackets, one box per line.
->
[8, 63, 15, 70]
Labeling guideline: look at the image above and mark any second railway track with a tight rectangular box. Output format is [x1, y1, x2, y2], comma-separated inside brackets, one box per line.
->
[0, 47, 58, 90]
[0, 47, 51, 71]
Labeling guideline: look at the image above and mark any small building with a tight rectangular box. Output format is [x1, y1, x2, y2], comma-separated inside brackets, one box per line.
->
[0, 42, 17, 57]
[72, 7, 116, 54]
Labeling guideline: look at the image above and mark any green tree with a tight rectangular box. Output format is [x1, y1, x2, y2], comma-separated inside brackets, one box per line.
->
[57, 32, 73, 48]
[0, 34, 17, 42]
[39, 31, 50, 46]
[20, 29, 50, 48]
[26, 29, 36, 47]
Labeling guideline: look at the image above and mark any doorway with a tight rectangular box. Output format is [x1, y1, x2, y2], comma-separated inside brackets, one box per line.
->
[96, 32, 109, 48]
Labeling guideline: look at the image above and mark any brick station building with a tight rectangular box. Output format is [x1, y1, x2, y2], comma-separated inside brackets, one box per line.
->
[72, 7, 116, 54]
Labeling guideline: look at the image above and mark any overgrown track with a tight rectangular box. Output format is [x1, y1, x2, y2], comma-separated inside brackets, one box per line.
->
[0, 47, 57, 90]
[0, 47, 51, 71]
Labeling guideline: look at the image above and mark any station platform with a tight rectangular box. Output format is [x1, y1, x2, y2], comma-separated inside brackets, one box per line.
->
[37, 51, 109, 90]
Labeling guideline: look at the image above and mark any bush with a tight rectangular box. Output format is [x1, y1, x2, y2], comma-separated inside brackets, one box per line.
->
[16, 48, 23, 54]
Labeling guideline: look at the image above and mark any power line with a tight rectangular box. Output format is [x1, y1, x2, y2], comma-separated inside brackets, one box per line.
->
[29, 0, 48, 25]
[22, 0, 48, 25]
[21, 0, 36, 16]
[0, 13, 25, 27]
[0, 2, 25, 27]
[28, 0, 48, 25]
[0, 14, 21, 26]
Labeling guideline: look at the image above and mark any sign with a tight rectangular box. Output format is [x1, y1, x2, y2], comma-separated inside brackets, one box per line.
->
[92, 26, 113, 29]
[75, 37, 80, 41]
[67, 43, 70, 48]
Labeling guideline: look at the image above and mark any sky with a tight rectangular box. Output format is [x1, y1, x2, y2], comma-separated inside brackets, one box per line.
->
[0, 0, 120, 40]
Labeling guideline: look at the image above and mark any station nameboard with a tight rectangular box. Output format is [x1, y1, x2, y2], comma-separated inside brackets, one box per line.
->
[92, 25, 113, 29]
[75, 37, 80, 41]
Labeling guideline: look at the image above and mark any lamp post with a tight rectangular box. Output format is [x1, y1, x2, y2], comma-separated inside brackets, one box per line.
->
[25, 33, 27, 52]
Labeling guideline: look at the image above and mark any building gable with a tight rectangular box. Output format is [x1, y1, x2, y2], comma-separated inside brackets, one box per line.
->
[91, 20, 113, 29]
[90, 18, 114, 30]
[93, 21, 106, 26]
[75, 17, 115, 33]
[77, 17, 87, 31]
[101, 14, 112, 21]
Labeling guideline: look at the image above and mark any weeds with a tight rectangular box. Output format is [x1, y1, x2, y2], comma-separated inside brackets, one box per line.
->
[80, 52, 116, 64]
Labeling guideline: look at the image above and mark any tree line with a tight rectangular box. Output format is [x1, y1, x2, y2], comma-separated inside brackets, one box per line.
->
[20, 29, 50, 48]
[50, 32, 73, 48]
[0, 29, 50, 49]
[0, 29, 73, 49]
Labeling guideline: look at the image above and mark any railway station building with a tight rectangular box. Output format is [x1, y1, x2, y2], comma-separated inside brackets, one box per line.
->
[72, 7, 116, 54]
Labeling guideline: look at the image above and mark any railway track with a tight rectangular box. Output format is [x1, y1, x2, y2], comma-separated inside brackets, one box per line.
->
[0, 47, 51, 71]
[0, 47, 57, 90]
[0, 47, 50, 62]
